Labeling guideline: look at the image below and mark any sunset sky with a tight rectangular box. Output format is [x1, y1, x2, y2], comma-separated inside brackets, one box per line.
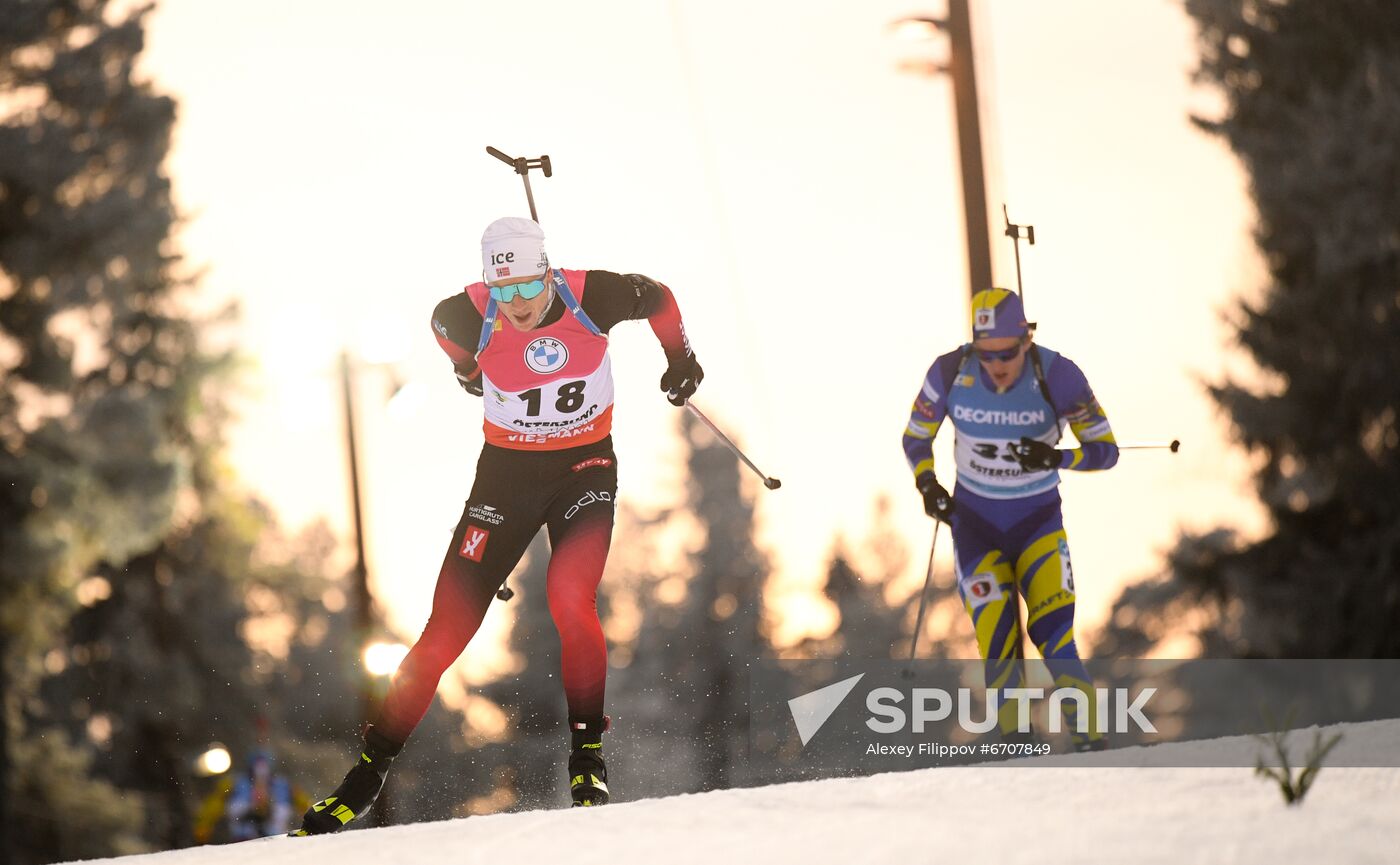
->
[138, 0, 1269, 680]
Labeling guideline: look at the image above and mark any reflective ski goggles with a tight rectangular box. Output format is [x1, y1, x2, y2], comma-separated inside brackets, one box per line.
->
[489, 276, 549, 303]
[974, 338, 1027, 363]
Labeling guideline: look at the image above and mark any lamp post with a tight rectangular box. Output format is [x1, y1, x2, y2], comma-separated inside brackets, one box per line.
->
[338, 351, 376, 721]
[337, 349, 401, 827]
[893, 0, 995, 301]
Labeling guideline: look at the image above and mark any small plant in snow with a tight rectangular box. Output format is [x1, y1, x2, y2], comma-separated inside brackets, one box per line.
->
[1253, 712, 1343, 806]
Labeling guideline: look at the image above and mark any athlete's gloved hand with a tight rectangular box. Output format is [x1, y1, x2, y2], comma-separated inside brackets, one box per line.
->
[455, 361, 483, 397]
[917, 476, 955, 524]
[1012, 436, 1062, 471]
[660, 352, 703, 407]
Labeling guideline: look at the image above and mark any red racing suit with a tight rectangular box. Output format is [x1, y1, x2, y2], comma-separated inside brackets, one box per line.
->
[373, 270, 690, 742]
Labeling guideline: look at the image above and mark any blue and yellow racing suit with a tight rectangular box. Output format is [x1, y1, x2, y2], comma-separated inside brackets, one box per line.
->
[902, 343, 1118, 745]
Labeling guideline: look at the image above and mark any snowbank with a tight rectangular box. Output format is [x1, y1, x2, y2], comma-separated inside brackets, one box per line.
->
[69, 719, 1400, 865]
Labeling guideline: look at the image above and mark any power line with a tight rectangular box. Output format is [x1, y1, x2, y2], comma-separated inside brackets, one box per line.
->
[666, 0, 775, 456]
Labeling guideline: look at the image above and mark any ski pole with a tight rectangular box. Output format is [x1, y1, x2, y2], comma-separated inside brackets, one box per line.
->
[1002, 204, 1035, 307]
[683, 402, 781, 490]
[1117, 439, 1181, 452]
[486, 146, 552, 223]
[908, 521, 941, 663]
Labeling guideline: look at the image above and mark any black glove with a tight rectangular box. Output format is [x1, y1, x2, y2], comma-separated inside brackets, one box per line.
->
[660, 352, 703, 407]
[1012, 436, 1061, 471]
[917, 476, 955, 524]
[454, 361, 483, 397]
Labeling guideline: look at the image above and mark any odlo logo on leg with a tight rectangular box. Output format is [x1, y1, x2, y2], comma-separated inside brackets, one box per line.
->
[565, 490, 613, 520]
[459, 527, 490, 562]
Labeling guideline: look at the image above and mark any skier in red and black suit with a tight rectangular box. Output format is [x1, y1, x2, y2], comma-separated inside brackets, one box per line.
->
[295, 217, 702, 833]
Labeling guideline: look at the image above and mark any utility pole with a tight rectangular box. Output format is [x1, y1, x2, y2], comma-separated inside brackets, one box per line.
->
[894, 1, 995, 301]
[946, 0, 994, 299]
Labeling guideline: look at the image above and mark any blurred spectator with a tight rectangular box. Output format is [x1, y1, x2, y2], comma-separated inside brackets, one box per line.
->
[193, 750, 306, 843]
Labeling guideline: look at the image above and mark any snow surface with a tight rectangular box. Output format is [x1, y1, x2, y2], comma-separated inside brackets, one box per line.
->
[72, 720, 1400, 865]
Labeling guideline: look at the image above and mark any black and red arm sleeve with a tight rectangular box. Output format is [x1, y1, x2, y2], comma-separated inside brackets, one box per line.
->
[431, 292, 484, 377]
[580, 270, 691, 363]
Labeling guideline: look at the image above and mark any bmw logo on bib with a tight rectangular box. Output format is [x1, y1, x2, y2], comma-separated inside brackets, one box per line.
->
[524, 337, 569, 374]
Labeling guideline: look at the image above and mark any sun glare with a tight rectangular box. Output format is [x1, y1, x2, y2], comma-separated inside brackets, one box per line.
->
[364, 641, 410, 676]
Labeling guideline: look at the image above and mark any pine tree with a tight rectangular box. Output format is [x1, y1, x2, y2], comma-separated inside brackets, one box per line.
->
[0, 1, 193, 857]
[1097, 0, 1400, 657]
[576, 412, 772, 797]
[815, 541, 908, 660]
[672, 410, 769, 789]
[0, 2, 358, 858]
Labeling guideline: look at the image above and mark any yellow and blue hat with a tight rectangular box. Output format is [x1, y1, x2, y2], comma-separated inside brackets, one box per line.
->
[970, 288, 1029, 339]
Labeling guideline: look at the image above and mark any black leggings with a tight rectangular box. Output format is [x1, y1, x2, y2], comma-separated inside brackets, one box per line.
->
[375, 439, 618, 743]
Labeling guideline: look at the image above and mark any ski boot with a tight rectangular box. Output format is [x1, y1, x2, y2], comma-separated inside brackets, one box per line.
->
[568, 717, 610, 807]
[291, 726, 402, 835]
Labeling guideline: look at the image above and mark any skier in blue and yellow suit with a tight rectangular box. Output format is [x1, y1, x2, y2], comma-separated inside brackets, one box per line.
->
[902, 288, 1117, 751]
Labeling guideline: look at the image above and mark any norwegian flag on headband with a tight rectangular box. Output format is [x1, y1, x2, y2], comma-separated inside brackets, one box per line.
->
[496, 266, 511, 278]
